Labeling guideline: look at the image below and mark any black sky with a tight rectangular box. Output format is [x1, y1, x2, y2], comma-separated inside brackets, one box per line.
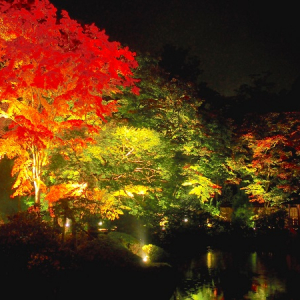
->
[51, 0, 300, 97]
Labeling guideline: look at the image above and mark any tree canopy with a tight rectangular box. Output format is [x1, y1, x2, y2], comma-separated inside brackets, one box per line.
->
[0, 0, 139, 208]
[0, 0, 299, 239]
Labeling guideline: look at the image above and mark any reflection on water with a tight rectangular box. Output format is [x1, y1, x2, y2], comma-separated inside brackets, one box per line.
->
[171, 248, 300, 300]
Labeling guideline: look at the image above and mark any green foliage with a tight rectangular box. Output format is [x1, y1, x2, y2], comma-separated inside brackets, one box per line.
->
[231, 190, 255, 228]
[0, 157, 19, 220]
[182, 169, 221, 204]
[142, 243, 169, 262]
[232, 205, 255, 228]
[115, 54, 235, 218]
[37, 53, 239, 233]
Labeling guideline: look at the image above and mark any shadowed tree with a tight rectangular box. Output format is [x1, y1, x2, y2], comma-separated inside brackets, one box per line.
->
[159, 44, 202, 83]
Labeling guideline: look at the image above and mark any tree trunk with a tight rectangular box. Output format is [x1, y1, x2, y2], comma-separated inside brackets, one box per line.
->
[32, 147, 42, 206]
[71, 217, 77, 250]
[61, 214, 66, 244]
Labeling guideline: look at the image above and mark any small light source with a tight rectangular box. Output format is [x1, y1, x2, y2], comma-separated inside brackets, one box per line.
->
[98, 221, 103, 226]
[65, 219, 71, 227]
[207, 218, 212, 227]
[143, 255, 149, 262]
[184, 218, 188, 222]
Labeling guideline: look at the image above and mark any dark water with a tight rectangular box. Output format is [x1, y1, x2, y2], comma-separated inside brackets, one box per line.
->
[170, 248, 300, 300]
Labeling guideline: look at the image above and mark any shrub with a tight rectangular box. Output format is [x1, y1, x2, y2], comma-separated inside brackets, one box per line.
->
[76, 234, 142, 269]
[108, 231, 144, 257]
[142, 244, 169, 262]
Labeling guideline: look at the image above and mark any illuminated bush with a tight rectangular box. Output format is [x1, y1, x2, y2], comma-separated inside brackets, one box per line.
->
[142, 244, 169, 262]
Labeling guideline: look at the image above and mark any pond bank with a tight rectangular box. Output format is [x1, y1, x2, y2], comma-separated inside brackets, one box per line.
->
[3, 258, 178, 300]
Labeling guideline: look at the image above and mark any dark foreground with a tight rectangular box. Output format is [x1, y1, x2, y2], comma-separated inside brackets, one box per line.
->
[2, 211, 300, 300]
[4, 261, 177, 300]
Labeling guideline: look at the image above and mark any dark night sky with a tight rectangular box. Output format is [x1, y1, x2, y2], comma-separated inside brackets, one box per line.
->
[51, 0, 300, 97]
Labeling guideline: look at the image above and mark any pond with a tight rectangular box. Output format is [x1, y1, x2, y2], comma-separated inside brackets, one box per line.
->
[169, 247, 300, 300]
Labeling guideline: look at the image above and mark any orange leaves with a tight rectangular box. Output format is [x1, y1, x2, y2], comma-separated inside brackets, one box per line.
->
[11, 179, 33, 198]
[45, 183, 87, 203]
[249, 194, 265, 204]
[10, 156, 35, 198]
[210, 183, 222, 190]
[255, 135, 285, 150]
[45, 184, 123, 220]
[0, 132, 22, 159]
[277, 173, 289, 180]
[243, 133, 290, 175]
[0, 0, 139, 205]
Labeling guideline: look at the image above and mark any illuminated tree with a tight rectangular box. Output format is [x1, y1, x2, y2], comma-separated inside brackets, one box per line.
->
[228, 112, 300, 207]
[116, 55, 233, 222]
[0, 0, 138, 208]
[45, 55, 220, 232]
[45, 119, 174, 232]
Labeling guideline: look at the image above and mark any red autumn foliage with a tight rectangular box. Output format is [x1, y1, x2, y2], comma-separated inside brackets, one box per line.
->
[0, 0, 139, 205]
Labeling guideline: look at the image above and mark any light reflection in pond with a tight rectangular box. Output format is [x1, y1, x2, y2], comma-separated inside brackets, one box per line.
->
[171, 248, 300, 300]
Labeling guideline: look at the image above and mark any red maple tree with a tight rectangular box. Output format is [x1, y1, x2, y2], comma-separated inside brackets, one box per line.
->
[0, 0, 139, 207]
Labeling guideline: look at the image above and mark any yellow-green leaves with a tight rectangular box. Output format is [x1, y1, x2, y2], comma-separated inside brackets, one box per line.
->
[183, 173, 221, 203]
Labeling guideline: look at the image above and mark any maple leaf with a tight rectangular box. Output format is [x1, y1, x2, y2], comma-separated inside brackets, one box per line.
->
[0, 0, 139, 208]
[45, 183, 87, 203]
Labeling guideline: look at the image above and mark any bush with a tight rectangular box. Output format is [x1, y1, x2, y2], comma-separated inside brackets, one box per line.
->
[76, 234, 142, 269]
[142, 244, 169, 262]
[108, 231, 144, 257]
[0, 211, 61, 272]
